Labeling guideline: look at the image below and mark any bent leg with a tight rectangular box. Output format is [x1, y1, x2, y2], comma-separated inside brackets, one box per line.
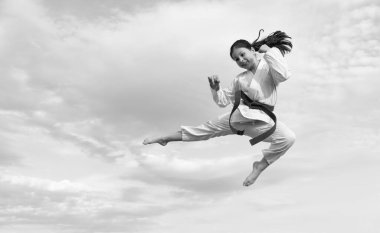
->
[261, 121, 296, 164]
[239, 120, 295, 186]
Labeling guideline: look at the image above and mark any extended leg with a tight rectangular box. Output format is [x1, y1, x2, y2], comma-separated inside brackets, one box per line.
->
[143, 112, 233, 146]
[143, 131, 182, 146]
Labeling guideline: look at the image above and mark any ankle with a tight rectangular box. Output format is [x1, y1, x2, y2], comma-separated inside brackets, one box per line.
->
[258, 159, 269, 170]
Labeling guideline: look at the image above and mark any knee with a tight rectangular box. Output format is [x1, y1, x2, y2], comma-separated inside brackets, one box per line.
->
[285, 130, 296, 147]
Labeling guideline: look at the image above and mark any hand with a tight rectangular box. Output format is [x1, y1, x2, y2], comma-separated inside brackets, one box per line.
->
[208, 75, 220, 91]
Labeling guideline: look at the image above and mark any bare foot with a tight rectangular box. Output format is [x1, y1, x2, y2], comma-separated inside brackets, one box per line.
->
[142, 137, 168, 146]
[243, 160, 269, 187]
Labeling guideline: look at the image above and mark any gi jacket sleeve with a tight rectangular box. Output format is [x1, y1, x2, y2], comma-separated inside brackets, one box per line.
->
[210, 77, 238, 108]
[264, 47, 291, 84]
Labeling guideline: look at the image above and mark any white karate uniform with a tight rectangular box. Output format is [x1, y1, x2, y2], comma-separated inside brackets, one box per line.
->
[181, 48, 295, 164]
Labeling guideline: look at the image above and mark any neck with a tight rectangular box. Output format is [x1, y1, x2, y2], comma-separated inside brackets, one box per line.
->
[249, 58, 261, 73]
[248, 63, 258, 73]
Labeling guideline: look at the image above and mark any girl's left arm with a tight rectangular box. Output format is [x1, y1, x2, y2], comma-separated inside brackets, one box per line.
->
[263, 47, 291, 84]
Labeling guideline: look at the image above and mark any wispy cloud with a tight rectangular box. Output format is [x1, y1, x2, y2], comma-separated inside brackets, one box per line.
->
[0, 0, 379, 232]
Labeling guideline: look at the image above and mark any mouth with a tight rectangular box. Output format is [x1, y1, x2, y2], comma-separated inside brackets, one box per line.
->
[240, 61, 248, 67]
[240, 63, 248, 68]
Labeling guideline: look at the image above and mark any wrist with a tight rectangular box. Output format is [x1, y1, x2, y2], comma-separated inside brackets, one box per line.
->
[210, 86, 219, 92]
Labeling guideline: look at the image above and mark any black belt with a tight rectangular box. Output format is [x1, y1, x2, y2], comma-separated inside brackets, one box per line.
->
[229, 91, 277, 146]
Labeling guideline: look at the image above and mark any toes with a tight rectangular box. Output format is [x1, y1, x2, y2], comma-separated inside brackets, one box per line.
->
[142, 138, 167, 146]
[243, 181, 251, 187]
[243, 178, 251, 186]
[158, 140, 167, 146]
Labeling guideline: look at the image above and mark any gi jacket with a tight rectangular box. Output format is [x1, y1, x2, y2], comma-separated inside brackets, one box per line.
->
[210, 47, 291, 123]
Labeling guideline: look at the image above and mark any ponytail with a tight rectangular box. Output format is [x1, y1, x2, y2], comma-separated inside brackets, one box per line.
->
[252, 29, 293, 56]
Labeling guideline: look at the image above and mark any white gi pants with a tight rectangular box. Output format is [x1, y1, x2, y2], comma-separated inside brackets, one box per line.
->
[181, 112, 295, 164]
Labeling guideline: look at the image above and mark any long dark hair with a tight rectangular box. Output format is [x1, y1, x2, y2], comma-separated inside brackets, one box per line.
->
[230, 29, 293, 58]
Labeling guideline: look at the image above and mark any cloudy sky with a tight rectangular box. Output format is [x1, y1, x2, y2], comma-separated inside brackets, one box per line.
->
[0, 0, 379, 232]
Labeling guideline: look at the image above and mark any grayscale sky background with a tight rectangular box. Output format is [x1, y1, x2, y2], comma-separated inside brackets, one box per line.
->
[0, 0, 379, 232]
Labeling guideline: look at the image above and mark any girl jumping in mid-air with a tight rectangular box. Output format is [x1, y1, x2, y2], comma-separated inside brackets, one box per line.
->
[143, 30, 296, 187]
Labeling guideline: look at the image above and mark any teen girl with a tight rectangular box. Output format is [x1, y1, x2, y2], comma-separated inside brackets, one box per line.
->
[143, 30, 296, 187]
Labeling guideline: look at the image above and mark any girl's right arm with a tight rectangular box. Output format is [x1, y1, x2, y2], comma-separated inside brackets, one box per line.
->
[263, 47, 291, 84]
[208, 75, 236, 108]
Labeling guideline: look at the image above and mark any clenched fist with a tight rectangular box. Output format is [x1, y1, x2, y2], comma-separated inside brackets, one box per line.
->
[208, 75, 220, 91]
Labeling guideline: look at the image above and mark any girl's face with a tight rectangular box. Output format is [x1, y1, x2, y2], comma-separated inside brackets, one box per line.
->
[231, 47, 258, 71]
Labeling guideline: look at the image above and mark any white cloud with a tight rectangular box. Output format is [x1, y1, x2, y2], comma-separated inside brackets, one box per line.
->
[0, 0, 380, 232]
[0, 173, 165, 232]
[0, 174, 91, 192]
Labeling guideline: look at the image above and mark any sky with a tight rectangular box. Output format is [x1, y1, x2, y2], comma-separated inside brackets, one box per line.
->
[0, 0, 379, 232]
